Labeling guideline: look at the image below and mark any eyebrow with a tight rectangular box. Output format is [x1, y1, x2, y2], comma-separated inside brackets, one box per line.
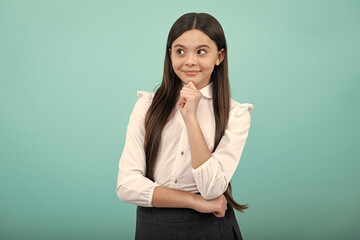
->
[173, 44, 210, 49]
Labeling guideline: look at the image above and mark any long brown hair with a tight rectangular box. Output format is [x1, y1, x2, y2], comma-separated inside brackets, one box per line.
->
[144, 12, 248, 212]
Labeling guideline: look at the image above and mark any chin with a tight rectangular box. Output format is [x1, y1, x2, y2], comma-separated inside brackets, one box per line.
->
[182, 78, 198, 84]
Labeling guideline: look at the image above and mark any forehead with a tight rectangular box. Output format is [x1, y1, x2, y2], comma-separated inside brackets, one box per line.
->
[172, 29, 216, 48]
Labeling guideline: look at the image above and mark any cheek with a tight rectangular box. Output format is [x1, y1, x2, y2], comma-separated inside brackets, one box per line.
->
[171, 58, 183, 70]
[199, 60, 216, 72]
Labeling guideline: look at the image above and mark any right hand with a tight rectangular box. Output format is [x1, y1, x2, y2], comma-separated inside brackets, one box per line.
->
[193, 194, 228, 218]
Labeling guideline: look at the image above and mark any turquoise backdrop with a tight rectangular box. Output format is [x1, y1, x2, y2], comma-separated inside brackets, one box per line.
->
[1, 0, 359, 239]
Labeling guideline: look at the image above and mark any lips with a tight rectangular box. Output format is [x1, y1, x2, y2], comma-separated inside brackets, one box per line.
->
[183, 70, 200, 76]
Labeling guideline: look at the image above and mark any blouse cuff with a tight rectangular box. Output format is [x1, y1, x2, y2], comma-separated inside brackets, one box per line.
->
[191, 156, 225, 200]
[146, 181, 161, 207]
[191, 155, 217, 175]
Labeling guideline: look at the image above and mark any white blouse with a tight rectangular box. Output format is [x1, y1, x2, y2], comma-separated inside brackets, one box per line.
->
[116, 82, 254, 207]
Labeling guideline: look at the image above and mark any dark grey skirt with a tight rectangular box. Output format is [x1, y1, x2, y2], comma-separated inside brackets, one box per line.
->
[135, 201, 243, 240]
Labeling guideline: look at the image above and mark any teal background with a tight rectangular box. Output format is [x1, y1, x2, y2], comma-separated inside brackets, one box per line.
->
[1, 0, 359, 239]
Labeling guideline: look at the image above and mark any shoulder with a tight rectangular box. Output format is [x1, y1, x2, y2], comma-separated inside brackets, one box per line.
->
[137, 90, 155, 101]
[135, 90, 155, 107]
[130, 90, 155, 118]
[229, 98, 254, 118]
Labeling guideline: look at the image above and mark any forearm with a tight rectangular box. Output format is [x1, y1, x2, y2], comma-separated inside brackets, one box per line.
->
[184, 117, 212, 169]
[151, 186, 200, 209]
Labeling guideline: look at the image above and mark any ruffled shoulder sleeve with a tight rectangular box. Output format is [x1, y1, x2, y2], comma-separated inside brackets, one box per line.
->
[229, 100, 254, 119]
[132, 91, 155, 117]
[137, 91, 155, 101]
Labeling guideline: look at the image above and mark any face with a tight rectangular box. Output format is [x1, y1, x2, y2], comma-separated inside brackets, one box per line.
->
[170, 29, 224, 89]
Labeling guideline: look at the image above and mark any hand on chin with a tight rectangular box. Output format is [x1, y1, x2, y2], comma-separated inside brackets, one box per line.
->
[178, 81, 201, 121]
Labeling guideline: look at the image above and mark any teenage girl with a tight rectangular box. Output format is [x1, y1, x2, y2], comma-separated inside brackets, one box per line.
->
[116, 12, 254, 240]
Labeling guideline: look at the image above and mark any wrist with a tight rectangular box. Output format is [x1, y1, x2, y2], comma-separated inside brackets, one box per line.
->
[184, 115, 198, 126]
[190, 193, 202, 211]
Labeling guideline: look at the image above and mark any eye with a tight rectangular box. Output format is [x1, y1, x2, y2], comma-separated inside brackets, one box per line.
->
[198, 49, 206, 55]
[176, 49, 184, 55]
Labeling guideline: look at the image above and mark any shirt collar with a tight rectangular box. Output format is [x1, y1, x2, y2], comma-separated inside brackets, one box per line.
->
[182, 82, 213, 99]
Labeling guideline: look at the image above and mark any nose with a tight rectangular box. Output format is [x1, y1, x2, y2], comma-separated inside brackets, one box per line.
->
[185, 53, 196, 66]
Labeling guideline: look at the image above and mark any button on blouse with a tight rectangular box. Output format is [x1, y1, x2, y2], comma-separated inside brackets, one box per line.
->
[116, 82, 254, 207]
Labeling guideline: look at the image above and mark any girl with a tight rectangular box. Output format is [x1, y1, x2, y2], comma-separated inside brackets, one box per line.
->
[116, 12, 254, 240]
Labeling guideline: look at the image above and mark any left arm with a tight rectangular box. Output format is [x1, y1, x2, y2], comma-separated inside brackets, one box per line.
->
[179, 82, 253, 200]
[178, 82, 211, 169]
[184, 117, 212, 169]
[190, 106, 252, 200]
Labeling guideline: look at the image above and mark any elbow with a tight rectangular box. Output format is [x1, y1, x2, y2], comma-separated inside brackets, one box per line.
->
[116, 184, 133, 204]
[116, 170, 132, 202]
[192, 157, 230, 200]
[199, 178, 229, 200]
[200, 188, 226, 201]
[201, 193, 218, 201]
[116, 173, 129, 202]
[116, 184, 126, 201]
[115, 173, 156, 207]
[200, 190, 225, 200]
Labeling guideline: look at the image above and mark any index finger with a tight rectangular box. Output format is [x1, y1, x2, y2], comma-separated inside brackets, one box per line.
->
[186, 81, 198, 90]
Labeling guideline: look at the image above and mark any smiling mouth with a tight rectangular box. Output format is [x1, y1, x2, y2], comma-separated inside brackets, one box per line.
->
[183, 70, 200, 76]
